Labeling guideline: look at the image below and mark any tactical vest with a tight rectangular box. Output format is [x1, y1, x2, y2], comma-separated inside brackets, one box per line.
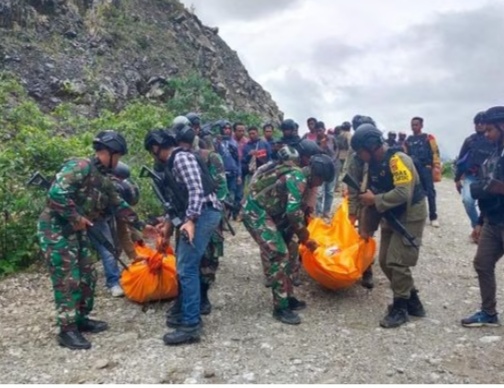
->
[405, 133, 433, 166]
[167, 148, 217, 197]
[478, 148, 504, 224]
[466, 133, 495, 172]
[368, 149, 425, 217]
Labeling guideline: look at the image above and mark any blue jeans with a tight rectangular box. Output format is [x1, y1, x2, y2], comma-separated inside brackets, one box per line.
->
[88, 218, 120, 289]
[461, 175, 479, 228]
[176, 206, 222, 325]
[316, 177, 336, 217]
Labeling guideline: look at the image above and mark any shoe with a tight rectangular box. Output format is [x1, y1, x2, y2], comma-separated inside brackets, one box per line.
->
[361, 267, 374, 289]
[408, 289, 426, 317]
[288, 297, 307, 311]
[200, 283, 212, 315]
[380, 298, 409, 328]
[163, 324, 201, 346]
[78, 319, 109, 334]
[430, 219, 440, 228]
[58, 329, 91, 350]
[110, 285, 124, 297]
[273, 308, 301, 325]
[461, 311, 500, 328]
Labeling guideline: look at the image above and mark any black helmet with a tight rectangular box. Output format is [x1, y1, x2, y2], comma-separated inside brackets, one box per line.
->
[473, 111, 486, 124]
[175, 124, 196, 144]
[114, 179, 140, 206]
[144, 129, 176, 151]
[482, 106, 504, 124]
[351, 124, 384, 152]
[280, 119, 296, 131]
[352, 115, 376, 131]
[310, 154, 336, 183]
[341, 121, 352, 131]
[93, 131, 128, 155]
[295, 139, 323, 158]
[112, 161, 130, 180]
[185, 112, 201, 126]
[214, 119, 231, 134]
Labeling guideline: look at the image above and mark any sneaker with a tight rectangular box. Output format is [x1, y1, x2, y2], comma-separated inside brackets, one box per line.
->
[430, 219, 440, 228]
[110, 285, 124, 297]
[461, 311, 500, 328]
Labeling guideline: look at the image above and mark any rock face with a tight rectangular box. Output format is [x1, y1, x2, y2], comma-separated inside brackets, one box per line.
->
[0, 0, 283, 121]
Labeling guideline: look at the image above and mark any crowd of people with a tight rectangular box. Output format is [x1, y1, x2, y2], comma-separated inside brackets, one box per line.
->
[36, 105, 504, 350]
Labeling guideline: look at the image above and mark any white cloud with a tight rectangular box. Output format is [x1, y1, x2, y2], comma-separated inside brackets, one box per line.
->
[181, 0, 504, 157]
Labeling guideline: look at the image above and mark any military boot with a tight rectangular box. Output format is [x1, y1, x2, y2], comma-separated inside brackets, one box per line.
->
[163, 323, 201, 346]
[380, 298, 409, 328]
[273, 308, 301, 325]
[78, 319, 109, 334]
[361, 266, 374, 289]
[58, 328, 91, 350]
[288, 297, 307, 311]
[408, 289, 426, 317]
[200, 283, 212, 315]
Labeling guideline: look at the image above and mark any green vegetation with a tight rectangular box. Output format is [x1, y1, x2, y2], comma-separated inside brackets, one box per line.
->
[442, 160, 455, 179]
[0, 71, 262, 275]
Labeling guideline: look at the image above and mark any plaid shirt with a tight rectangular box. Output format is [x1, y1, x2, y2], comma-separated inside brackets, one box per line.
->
[172, 148, 222, 221]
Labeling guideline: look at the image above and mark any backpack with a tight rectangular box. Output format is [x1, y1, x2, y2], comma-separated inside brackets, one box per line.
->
[248, 161, 298, 201]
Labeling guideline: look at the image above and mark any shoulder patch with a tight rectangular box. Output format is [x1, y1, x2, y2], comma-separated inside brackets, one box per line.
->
[390, 154, 412, 185]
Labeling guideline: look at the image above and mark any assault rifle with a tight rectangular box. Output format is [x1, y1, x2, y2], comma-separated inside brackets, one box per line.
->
[343, 173, 419, 250]
[27, 171, 130, 270]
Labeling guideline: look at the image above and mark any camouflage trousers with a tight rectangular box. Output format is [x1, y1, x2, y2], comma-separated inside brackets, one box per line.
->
[200, 226, 224, 286]
[37, 210, 97, 329]
[242, 199, 296, 310]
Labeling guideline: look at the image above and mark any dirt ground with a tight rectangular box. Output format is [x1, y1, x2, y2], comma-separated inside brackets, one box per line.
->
[2, 179, 504, 384]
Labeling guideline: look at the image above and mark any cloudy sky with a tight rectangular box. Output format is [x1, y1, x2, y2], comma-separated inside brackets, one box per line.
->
[180, 0, 504, 158]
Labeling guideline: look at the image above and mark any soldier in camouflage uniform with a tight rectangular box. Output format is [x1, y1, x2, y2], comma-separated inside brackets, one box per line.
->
[242, 149, 335, 325]
[196, 130, 229, 314]
[37, 131, 158, 350]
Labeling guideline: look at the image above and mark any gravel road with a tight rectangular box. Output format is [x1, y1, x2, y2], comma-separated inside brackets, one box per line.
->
[1, 179, 504, 384]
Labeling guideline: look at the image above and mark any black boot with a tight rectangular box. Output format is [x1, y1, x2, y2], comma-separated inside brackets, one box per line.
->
[408, 289, 426, 317]
[200, 283, 212, 315]
[361, 266, 374, 289]
[163, 323, 201, 346]
[273, 308, 301, 325]
[288, 297, 307, 311]
[380, 298, 409, 328]
[78, 319, 109, 334]
[58, 328, 91, 350]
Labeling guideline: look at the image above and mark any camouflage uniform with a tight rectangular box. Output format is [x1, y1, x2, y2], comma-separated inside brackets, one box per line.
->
[199, 150, 228, 285]
[242, 161, 309, 309]
[37, 158, 145, 330]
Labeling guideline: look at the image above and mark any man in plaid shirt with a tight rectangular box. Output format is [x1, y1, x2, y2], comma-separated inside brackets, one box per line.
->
[144, 127, 222, 345]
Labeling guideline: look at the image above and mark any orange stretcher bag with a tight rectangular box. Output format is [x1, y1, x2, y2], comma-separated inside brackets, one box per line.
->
[300, 198, 376, 290]
[121, 241, 178, 303]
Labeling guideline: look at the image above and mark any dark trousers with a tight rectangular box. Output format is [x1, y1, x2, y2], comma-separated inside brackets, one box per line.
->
[420, 166, 437, 221]
[474, 223, 504, 315]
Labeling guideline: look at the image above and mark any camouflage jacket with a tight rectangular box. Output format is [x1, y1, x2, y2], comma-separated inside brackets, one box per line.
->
[248, 162, 308, 235]
[199, 150, 229, 202]
[44, 157, 145, 230]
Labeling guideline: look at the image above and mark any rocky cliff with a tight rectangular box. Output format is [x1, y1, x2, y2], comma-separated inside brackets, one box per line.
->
[0, 0, 282, 121]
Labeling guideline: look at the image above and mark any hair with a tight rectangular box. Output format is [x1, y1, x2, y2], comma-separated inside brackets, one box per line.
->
[307, 117, 317, 124]
[411, 117, 424, 125]
[248, 126, 259, 133]
[233, 122, 246, 131]
[315, 121, 325, 130]
[263, 124, 273, 131]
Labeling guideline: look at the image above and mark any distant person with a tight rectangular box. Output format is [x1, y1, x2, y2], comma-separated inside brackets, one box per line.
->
[386, 131, 398, 147]
[242, 126, 272, 181]
[315, 121, 338, 218]
[404, 117, 441, 228]
[398, 132, 407, 148]
[454, 111, 495, 242]
[303, 117, 318, 141]
[233, 122, 249, 220]
[263, 123, 275, 147]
